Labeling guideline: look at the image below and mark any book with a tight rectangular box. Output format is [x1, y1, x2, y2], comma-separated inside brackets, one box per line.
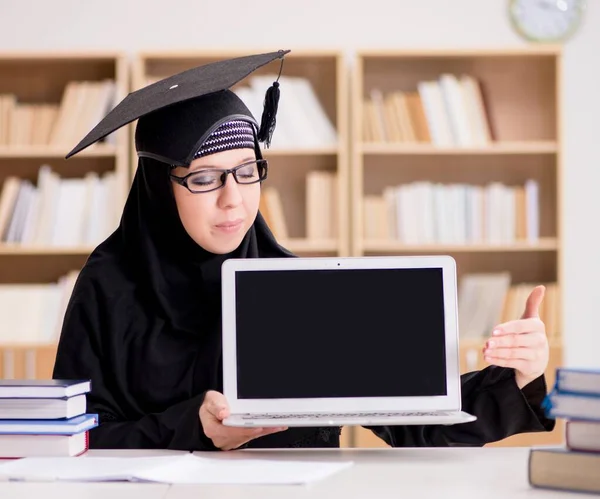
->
[529, 448, 600, 494]
[566, 420, 600, 453]
[0, 393, 86, 420]
[0, 431, 89, 458]
[556, 368, 600, 396]
[0, 379, 90, 399]
[0, 413, 97, 435]
[543, 390, 600, 421]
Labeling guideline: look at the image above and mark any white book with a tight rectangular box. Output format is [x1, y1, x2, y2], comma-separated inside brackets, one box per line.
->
[19, 185, 40, 244]
[439, 74, 473, 146]
[432, 183, 446, 243]
[525, 179, 539, 242]
[0, 394, 86, 419]
[460, 75, 491, 145]
[417, 81, 454, 147]
[33, 167, 61, 245]
[5, 181, 32, 243]
[52, 178, 87, 246]
[292, 77, 337, 147]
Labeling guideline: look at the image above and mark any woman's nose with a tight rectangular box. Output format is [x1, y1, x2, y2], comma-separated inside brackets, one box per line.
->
[218, 174, 243, 207]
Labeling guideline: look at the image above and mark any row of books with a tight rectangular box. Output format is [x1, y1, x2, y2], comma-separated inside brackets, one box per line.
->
[0, 80, 116, 148]
[237, 75, 338, 150]
[0, 379, 95, 458]
[363, 180, 540, 244]
[260, 172, 339, 241]
[458, 273, 560, 341]
[529, 368, 600, 494]
[0, 166, 121, 246]
[364, 74, 492, 146]
[148, 73, 338, 150]
[0, 270, 78, 348]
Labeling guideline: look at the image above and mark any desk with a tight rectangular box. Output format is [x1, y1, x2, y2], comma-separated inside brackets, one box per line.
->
[0, 447, 579, 498]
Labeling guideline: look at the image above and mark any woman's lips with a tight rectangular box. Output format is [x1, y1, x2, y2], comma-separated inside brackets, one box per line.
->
[215, 219, 244, 233]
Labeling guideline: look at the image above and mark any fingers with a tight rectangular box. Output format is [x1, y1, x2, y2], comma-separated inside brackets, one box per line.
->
[485, 331, 545, 349]
[200, 391, 288, 451]
[521, 285, 546, 320]
[207, 425, 288, 451]
[203, 390, 230, 420]
[492, 318, 545, 336]
[483, 346, 536, 361]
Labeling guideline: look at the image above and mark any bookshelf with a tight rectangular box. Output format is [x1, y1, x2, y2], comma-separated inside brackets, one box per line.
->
[132, 50, 350, 257]
[0, 52, 129, 379]
[349, 47, 564, 448]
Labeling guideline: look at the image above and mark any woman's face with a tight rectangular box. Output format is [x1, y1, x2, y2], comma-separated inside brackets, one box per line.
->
[171, 148, 261, 254]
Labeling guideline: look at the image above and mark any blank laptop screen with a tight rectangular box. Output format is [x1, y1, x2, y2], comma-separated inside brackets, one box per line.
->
[234, 267, 448, 399]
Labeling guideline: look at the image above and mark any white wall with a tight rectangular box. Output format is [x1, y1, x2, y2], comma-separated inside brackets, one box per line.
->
[1, 0, 598, 368]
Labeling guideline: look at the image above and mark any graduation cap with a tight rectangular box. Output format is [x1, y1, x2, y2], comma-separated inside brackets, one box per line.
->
[66, 49, 290, 166]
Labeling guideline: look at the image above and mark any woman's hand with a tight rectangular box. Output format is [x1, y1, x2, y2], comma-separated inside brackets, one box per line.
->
[482, 285, 550, 390]
[199, 390, 286, 450]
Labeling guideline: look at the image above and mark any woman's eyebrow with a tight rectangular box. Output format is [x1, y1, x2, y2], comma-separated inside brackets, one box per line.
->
[191, 157, 256, 172]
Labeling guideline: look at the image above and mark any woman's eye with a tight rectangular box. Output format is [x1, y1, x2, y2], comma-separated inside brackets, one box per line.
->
[191, 175, 218, 186]
[237, 166, 257, 178]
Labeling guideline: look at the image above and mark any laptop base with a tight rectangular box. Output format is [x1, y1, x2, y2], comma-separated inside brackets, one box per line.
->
[223, 411, 477, 427]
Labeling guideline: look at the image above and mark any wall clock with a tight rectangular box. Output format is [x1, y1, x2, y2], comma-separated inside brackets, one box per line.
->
[509, 0, 586, 42]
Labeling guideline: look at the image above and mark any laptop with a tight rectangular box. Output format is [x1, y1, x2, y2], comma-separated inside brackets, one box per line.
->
[221, 255, 476, 427]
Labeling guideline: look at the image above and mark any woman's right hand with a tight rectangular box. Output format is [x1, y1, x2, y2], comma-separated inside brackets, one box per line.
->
[199, 390, 287, 450]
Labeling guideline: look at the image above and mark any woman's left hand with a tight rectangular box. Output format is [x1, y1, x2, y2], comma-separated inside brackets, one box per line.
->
[482, 285, 549, 389]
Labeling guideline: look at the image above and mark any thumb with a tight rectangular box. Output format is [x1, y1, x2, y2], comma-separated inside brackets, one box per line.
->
[521, 285, 546, 319]
[203, 391, 230, 420]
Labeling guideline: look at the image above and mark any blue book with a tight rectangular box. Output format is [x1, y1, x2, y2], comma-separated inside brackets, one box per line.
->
[0, 379, 91, 399]
[555, 368, 600, 396]
[0, 414, 98, 435]
[543, 389, 600, 422]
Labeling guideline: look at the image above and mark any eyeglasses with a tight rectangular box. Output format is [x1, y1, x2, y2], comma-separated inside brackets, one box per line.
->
[170, 159, 268, 193]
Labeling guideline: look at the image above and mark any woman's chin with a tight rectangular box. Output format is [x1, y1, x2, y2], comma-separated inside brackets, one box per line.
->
[197, 233, 246, 255]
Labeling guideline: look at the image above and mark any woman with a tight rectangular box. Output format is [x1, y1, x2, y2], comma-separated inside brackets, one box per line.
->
[53, 51, 555, 451]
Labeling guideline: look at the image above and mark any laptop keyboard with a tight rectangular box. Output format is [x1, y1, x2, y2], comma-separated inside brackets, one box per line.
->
[240, 411, 450, 420]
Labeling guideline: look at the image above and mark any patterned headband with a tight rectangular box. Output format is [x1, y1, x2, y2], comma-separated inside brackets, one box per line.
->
[194, 120, 256, 159]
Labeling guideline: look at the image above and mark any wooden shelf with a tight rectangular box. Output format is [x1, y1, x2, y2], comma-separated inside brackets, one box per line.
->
[0, 144, 117, 159]
[0, 53, 128, 289]
[362, 238, 559, 253]
[360, 141, 558, 155]
[348, 48, 564, 450]
[280, 238, 339, 253]
[356, 46, 563, 60]
[262, 146, 340, 156]
[0, 245, 94, 256]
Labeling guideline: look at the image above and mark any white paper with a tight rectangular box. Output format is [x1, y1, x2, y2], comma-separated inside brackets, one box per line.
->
[0, 453, 353, 485]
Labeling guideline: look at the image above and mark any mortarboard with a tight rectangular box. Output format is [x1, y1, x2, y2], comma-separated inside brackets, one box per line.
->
[66, 49, 290, 166]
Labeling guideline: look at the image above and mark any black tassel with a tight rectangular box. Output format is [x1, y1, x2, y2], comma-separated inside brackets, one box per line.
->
[257, 80, 280, 148]
[257, 55, 285, 148]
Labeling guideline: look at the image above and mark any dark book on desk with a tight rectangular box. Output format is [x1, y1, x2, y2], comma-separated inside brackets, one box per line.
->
[0, 394, 86, 419]
[529, 448, 600, 494]
[0, 379, 90, 399]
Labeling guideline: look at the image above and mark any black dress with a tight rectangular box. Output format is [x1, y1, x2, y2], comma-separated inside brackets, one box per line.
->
[52, 154, 555, 451]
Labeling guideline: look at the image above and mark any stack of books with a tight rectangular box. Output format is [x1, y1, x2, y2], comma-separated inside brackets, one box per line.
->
[529, 368, 600, 494]
[0, 379, 97, 458]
